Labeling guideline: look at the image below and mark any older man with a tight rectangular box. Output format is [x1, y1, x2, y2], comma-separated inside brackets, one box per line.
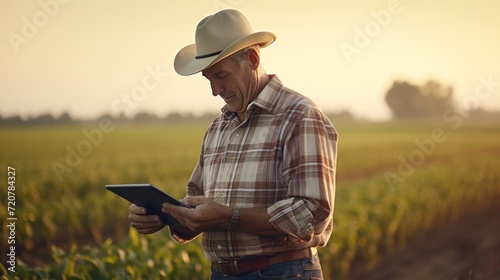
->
[129, 9, 338, 279]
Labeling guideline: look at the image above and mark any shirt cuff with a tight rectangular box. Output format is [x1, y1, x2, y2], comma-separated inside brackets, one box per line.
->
[267, 197, 318, 244]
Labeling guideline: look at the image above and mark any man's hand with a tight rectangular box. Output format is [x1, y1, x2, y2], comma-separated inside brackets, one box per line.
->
[162, 196, 232, 233]
[163, 196, 284, 236]
[128, 204, 165, 234]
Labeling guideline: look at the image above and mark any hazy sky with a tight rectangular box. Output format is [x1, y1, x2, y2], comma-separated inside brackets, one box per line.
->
[1, 0, 499, 121]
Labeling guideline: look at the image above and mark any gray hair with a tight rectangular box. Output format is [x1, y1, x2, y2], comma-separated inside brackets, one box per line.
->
[230, 44, 261, 65]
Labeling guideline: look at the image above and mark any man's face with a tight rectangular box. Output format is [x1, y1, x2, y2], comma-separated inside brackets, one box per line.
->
[201, 54, 256, 115]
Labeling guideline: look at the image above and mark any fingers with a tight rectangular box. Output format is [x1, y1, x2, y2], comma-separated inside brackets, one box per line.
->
[162, 203, 184, 221]
[129, 212, 161, 223]
[133, 226, 162, 235]
[130, 219, 164, 234]
[129, 204, 147, 215]
[162, 196, 225, 232]
[162, 202, 192, 229]
[128, 204, 165, 234]
[183, 196, 207, 206]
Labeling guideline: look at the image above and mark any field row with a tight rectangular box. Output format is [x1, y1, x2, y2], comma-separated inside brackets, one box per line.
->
[1, 121, 499, 279]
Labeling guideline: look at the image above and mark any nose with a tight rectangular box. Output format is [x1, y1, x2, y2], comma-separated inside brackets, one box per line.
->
[210, 80, 224, 97]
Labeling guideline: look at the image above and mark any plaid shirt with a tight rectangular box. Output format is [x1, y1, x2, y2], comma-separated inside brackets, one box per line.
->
[172, 75, 338, 261]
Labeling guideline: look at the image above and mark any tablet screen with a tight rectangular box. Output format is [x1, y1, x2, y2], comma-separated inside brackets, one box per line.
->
[105, 184, 192, 227]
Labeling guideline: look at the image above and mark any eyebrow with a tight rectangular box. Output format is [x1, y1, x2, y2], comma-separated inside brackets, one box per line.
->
[203, 70, 228, 79]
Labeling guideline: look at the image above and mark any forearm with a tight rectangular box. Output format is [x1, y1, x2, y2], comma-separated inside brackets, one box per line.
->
[231, 207, 284, 236]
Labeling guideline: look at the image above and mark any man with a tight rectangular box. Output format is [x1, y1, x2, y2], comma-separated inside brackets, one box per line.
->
[129, 9, 338, 279]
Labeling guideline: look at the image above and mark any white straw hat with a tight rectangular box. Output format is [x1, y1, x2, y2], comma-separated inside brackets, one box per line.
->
[174, 9, 276, 76]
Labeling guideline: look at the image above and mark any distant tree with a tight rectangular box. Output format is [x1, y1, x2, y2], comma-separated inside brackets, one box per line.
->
[385, 80, 454, 119]
[420, 80, 454, 118]
[0, 115, 25, 126]
[197, 111, 219, 122]
[164, 112, 187, 122]
[133, 112, 161, 122]
[57, 112, 74, 124]
[326, 109, 357, 121]
[385, 81, 423, 118]
[96, 113, 115, 122]
[467, 108, 500, 121]
[28, 113, 56, 125]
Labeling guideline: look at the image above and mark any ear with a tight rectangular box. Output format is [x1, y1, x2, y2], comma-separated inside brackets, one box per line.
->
[246, 48, 260, 70]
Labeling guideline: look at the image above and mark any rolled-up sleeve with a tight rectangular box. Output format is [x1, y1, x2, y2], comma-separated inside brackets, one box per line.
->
[267, 108, 338, 243]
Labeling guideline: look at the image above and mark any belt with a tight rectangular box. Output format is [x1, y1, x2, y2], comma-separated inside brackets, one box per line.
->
[212, 247, 317, 276]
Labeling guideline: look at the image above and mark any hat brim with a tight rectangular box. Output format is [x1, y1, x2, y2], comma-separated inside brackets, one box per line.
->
[174, 31, 276, 76]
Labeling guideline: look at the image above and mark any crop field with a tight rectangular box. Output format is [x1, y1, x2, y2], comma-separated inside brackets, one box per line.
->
[1, 119, 500, 279]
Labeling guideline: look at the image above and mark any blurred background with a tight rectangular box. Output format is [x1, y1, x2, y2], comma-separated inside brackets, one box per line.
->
[1, 1, 499, 279]
[1, 0, 499, 122]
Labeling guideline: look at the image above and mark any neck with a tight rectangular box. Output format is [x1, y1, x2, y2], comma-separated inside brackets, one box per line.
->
[237, 72, 270, 122]
[256, 72, 270, 94]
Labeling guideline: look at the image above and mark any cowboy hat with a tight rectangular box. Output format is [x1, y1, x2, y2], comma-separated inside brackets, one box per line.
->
[174, 9, 276, 76]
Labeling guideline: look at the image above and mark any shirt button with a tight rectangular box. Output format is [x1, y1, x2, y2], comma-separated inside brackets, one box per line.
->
[217, 245, 222, 250]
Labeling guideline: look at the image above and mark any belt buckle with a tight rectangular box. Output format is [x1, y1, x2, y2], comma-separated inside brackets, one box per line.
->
[217, 260, 240, 276]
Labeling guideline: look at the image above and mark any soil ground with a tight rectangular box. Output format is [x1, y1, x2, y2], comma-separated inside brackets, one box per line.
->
[349, 204, 500, 280]
[10, 204, 500, 280]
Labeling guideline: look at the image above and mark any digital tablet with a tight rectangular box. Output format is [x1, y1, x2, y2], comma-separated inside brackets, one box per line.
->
[105, 184, 192, 227]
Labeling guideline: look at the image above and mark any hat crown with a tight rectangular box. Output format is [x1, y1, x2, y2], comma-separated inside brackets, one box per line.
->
[174, 9, 275, 76]
[195, 9, 254, 57]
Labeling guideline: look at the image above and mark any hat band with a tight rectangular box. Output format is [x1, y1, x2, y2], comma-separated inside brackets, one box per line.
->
[195, 50, 222, 60]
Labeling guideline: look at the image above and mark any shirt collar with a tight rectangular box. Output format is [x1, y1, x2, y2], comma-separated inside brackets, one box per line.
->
[220, 74, 283, 118]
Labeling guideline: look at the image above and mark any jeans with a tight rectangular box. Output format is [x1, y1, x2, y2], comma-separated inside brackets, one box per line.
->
[210, 254, 324, 280]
